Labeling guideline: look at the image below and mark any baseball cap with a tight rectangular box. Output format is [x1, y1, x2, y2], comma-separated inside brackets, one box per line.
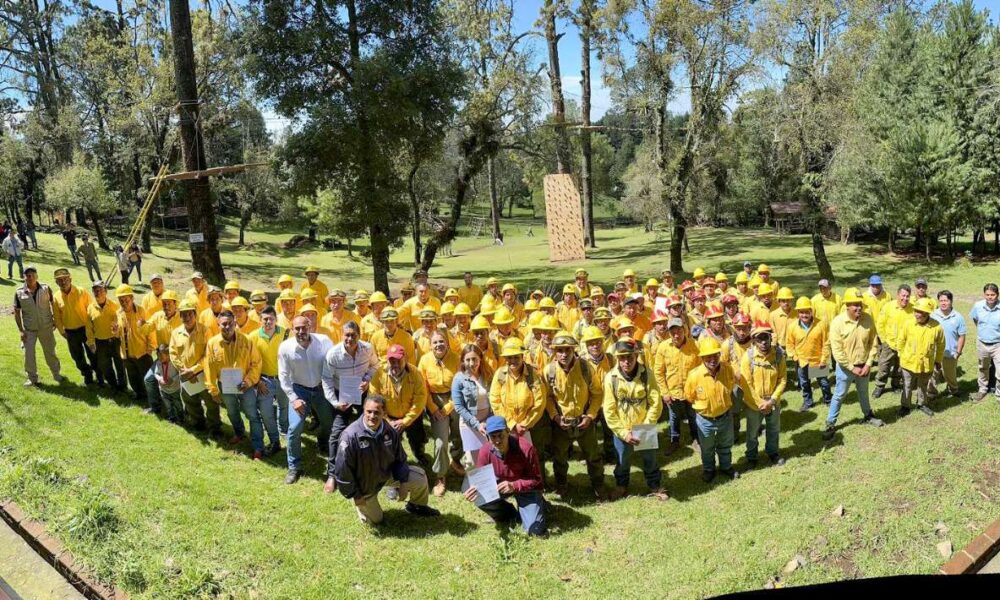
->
[191, 271, 204, 280]
[915, 278, 928, 287]
[387, 344, 406, 360]
[24, 265, 37, 274]
[743, 260, 752, 267]
[667, 317, 686, 330]
[150, 273, 163, 282]
[868, 274, 883, 285]
[818, 278, 830, 288]
[484, 415, 508, 435]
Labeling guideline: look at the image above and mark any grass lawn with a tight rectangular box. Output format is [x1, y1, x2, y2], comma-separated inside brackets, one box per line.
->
[0, 221, 998, 598]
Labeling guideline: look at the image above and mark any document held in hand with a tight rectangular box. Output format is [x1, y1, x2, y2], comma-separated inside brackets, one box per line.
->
[631, 424, 659, 451]
[462, 465, 500, 506]
[220, 369, 243, 395]
[338, 376, 363, 405]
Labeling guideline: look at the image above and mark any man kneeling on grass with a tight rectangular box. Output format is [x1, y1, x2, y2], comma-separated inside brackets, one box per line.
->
[334, 395, 440, 525]
[464, 416, 547, 537]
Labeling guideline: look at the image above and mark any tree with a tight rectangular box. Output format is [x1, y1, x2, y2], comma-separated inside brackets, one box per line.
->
[575, 0, 598, 247]
[44, 156, 116, 250]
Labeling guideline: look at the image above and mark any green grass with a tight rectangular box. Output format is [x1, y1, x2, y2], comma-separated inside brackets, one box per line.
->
[1, 221, 999, 598]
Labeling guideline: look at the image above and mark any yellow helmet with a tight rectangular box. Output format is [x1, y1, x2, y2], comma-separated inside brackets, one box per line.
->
[224, 281, 241, 291]
[454, 303, 472, 317]
[794, 297, 813, 311]
[440, 302, 455, 316]
[590, 286, 604, 298]
[277, 274, 294, 285]
[527, 311, 545, 329]
[735, 272, 749, 284]
[445, 288, 460, 301]
[758, 282, 774, 296]
[581, 326, 605, 344]
[535, 315, 561, 331]
[471, 315, 491, 331]
[843, 289, 863, 304]
[161, 290, 179, 302]
[645, 278, 659, 288]
[561, 283, 577, 295]
[501, 283, 518, 294]
[250, 289, 267, 303]
[758, 263, 771, 274]
[297, 305, 318, 316]
[623, 268, 636, 278]
[354, 290, 370, 302]
[178, 300, 198, 313]
[300, 287, 318, 300]
[115, 284, 134, 298]
[913, 298, 935, 314]
[524, 298, 539, 311]
[500, 338, 526, 358]
[369, 291, 388, 304]
[749, 275, 762, 288]
[776, 287, 795, 301]
[278, 289, 298, 302]
[693, 267, 706, 279]
[304, 265, 320, 275]
[230, 296, 250, 308]
[485, 277, 500, 286]
[698, 337, 723, 357]
[539, 297, 556, 309]
[552, 331, 578, 348]
[715, 272, 728, 282]
[493, 307, 515, 325]
[613, 316, 635, 332]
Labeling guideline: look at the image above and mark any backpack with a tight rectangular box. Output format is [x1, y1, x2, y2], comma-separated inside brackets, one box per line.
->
[745, 345, 785, 378]
[545, 359, 593, 416]
[610, 365, 649, 403]
[495, 364, 536, 389]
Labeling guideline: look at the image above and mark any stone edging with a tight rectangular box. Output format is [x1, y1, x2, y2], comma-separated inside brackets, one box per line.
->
[940, 516, 1000, 574]
[0, 501, 129, 600]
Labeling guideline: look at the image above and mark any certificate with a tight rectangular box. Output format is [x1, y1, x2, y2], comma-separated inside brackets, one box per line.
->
[462, 465, 500, 506]
[338, 376, 363, 405]
[810, 364, 830, 379]
[459, 423, 486, 454]
[180, 372, 206, 396]
[220, 368, 243, 395]
[631, 424, 659, 451]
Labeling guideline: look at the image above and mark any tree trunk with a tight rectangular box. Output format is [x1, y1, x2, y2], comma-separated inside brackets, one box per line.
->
[946, 228, 953, 260]
[925, 230, 932, 263]
[239, 210, 252, 246]
[89, 210, 110, 250]
[812, 230, 834, 281]
[579, 0, 596, 248]
[888, 228, 895, 254]
[169, 0, 224, 285]
[488, 155, 501, 240]
[507, 196, 515, 218]
[914, 226, 923, 253]
[409, 165, 422, 266]
[543, 0, 571, 175]
[994, 220, 999, 254]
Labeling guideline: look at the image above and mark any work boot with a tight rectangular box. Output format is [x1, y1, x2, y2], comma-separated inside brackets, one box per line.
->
[701, 470, 716, 483]
[918, 405, 934, 417]
[822, 423, 836, 441]
[863, 413, 885, 428]
[746, 458, 758, 469]
[973, 391, 986, 402]
[647, 488, 669, 501]
[405, 503, 441, 517]
[798, 401, 814, 412]
[768, 454, 785, 466]
[609, 486, 629, 500]
[284, 469, 301, 485]
[720, 468, 740, 480]
[872, 386, 884, 399]
[664, 439, 681, 456]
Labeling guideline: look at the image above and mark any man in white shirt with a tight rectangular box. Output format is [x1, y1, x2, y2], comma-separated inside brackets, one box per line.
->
[278, 316, 334, 484]
[321, 321, 379, 493]
[3, 229, 25, 280]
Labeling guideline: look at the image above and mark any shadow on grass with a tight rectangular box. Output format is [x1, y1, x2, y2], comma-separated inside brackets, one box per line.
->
[371, 511, 478, 538]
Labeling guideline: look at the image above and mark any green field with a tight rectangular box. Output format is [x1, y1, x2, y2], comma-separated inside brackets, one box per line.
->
[1, 221, 998, 598]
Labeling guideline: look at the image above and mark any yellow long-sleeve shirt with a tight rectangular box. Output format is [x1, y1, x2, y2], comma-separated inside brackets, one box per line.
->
[185, 286, 210, 313]
[457, 284, 483, 310]
[654, 337, 701, 400]
[87, 299, 120, 341]
[418, 351, 460, 414]
[582, 353, 614, 392]
[370, 327, 417, 365]
[785, 319, 829, 367]
[643, 330, 671, 373]
[739, 347, 787, 411]
[360, 312, 384, 341]
[401, 296, 442, 332]
[543, 359, 603, 420]
[489, 364, 548, 429]
[414, 327, 462, 360]
[300, 279, 329, 304]
[198, 307, 223, 338]
[556, 303, 581, 332]
[829, 312, 879, 367]
[876, 302, 914, 350]
[169, 324, 209, 376]
[236, 312, 260, 336]
[369, 363, 427, 427]
[810, 292, 841, 330]
[601, 364, 662, 440]
[769, 307, 791, 347]
[862, 290, 889, 322]
[53, 286, 94, 343]
[250, 326, 288, 377]
[117, 307, 155, 359]
[684, 363, 736, 418]
[320, 309, 361, 344]
[897, 318, 945, 374]
[204, 332, 261, 398]
[148, 310, 182, 347]
[140, 291, 166, 317]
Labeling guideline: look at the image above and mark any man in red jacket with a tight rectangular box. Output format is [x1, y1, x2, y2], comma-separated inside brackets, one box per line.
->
[463, 415, 547, 536]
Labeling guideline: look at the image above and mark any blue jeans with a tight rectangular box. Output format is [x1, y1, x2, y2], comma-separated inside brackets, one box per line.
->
[222, 387, 279, 453]
[259, 376, 288, 435]
[7, 254, 23, 278]
[744, 407, 780, 461]
[668, 401, 699, 443]
[143, 368, 163, 412]
[287, 384, 333, 471]
[826, 364, 872, 426]
[797, 365, 832, 405]
[479, 491, 547, 536]
[696, 413, 733, 473]
[612, 435, 661, 489]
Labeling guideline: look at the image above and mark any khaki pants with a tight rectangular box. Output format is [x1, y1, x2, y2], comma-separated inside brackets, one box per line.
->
[976, 340, 1000, 394]
[901, 369, 932, 408]
[932, 356, 959, 395]
[355, 465, 429, 524]
[874, 343, 901, 390]
[24, 328, 61, 382]
[551, 421, 604, 489]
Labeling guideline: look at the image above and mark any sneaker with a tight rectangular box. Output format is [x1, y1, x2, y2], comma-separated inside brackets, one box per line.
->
[918, 405, 934, 417]
[973, 391, 986, 402]
[768, 454, 785, 466]
[701, 470, 716, 483]
[720, 468, 740, 480]
[386, 486, 399, 501]
[404, 502, 440, 517]
[872, 387, 884, 399]
[323, 477, 336, 494]
[798, 402, 814, 412]
[647, 488, 670, 501]
[23, 379, 37, 387]
[898, 406, 911, 417]
[863, 414, 885, 427]
[609, 486, 629, 500]
[284, 469, 301, 485]
[822, 423, 836, 441]
[432, 479, 446, 497]
[252, 450, 263, 461]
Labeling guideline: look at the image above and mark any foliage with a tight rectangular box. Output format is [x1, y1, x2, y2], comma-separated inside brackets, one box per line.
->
[43, 156, 117, 217]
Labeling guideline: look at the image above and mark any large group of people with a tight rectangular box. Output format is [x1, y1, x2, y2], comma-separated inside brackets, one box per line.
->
[12, 260, 995, 536]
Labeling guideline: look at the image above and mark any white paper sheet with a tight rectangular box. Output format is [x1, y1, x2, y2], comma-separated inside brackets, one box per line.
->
[338, 375, 363, 405]
[459, 422, 486, 453]
[810, 364, 830, 379]
[462, 465, 500, 506]
[220, 368, 243, 395]
[180, 372, 206, 396]
[631, 424, 659, 451]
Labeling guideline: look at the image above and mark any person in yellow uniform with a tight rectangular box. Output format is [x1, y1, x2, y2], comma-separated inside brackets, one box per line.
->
[519, 298, 539, 338]
[570, 298, 596, 341]
[580, 325, 616, 461]
[786, 297, 831, 411]
[590, 285, 606, 308]
[249, 290, 269, 321]
[500, 284, 525, 325]
[654, 317, 701, 454]
[771, 287, 794, 352]
[52, 268, 97, 384]
[140, 273, 167, 316]
[622, 269, 639, 294]
[658, 270, 676, 298]
[276, 289, 299, 330]
[611, 317, 640, 357]
[702, 277, 718, 301]
[321, 289, 360, 344]
[740, 322, 786, 468]
[555, 284, 581, 332]
[537, 296, 557, 317]
[862, 274, 889, 319]
[663, 294, 693, 336]
[545, 332, 606, 499]
[528, 314, 560, 371]
[185, 271, 210, 313]
[413, 309, 458, 359]
[573, 268, 592, 299]
[723, 311, 753, 437]
[642, 310, 670, 369]
[642, 279, 660, 318]
[402, 283, 442, 333]
[298, 304, 334, 343]
[298, 287, 326, 320]
[230, 297, 260, 335]
[412, 269, 439, 299]
[251, 306, 290, 441]
[452, 303, 474, 345]
[490, 306, 521, 348]
[370, 344, 429, 463]
[699, 303, 731, 345]
[170, 300, 220, 435]
[602, 338, 666, 501]
[301, 266, 329, 302]
[620, 293, 651, 340]
[353, 290, 371, 318]
[823, 290, 884, 441]
[593, 307, 615, 349]
[276, 273, 295, 295]
[87, 281, 124, 391]
[440, 302, 456, 330]
[222, 280, 240, 306]
[145, 290, 182, 407]
[489, 338, 549, 475]
[715, 272, 729, 295]
[418, 330, 463, 496]
[688, 290, 708, 331]
[443, 287, 461, 307]
[360, 291, 388, 341]
[116, 285, 156, 407]
[873, 284, 913, 398]
[457, 272, 483, 310]
[685, 338, 738, 482]
[692, 267, 707, 286]
[752, 282, 775, 325]
[470, 315, 501, 372]
[733, 272, 751, 312]
[368, 308, 416, 364]
[483, 277, 501, 305]
[811, 279, 841, 331]
[722, 294, 741, 326]
[198, 286, 226, 338]
[897, 298, 944, 418]
[756, 263, 779, 291]
[205, 310, 272, 459]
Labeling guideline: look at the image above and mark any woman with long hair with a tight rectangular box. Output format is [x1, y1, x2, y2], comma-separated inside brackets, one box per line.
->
[451, 343, 494, 467]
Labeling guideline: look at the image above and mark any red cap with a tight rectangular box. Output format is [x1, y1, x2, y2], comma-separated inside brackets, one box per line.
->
[387, 344, 406, 360]
[721, 293, 739, 305]
[732, 312, 751, 326]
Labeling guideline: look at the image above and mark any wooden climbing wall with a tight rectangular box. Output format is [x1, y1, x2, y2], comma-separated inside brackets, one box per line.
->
[543, 174, 586, 263]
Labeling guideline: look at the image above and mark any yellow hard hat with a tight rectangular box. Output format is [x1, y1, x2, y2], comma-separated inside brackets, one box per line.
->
[715, 272, 728, 282]
[278, 274, 294, 285]
[178, 300, 198, 313]
[552, 331, 578, 348]
[304, 265, 320, 275]
[480, 295, 497, 309]
[454, 302, 472, 317]
[161, 290, 179, 302]
[445, 288, 460, 300]
[224, 281, 240, 291]
[115, 284, 134, 298]
[419, 308, 439, 320]
[230, 296, 250, 308]
[354, 290, 370, 302]
[776, 287, 795, 301]
[539, 297, 556, 309]
[527, 311, 545, 329]
[749, 275, 762, 288]
[613, 316, 635, 332]
[502, 283, 518, 294]
[843, 289, 863, 304]
[698, 337, 722, 357]
[369, 291, 388, 304]
[500, 338, 526, 358]
[494, 307, 515, 325]
[645, 278, 659, 288]
[612, 337, 639, 356]
[562, 283, 577, 295]
[380, 308, 399, 321]
[735, 272, 749, 284]
[524, 298, 539, 311]
[486, 277, 500, 286]
[758, 263, 771, 274]
[535, 315, 560, 331]
[297, 305, 318, 316]
[758, 282, 774, 296]
[300, 287, 318, 300]
[581, 325, 605, 344]
[594, 307, 612, 320]
[693, 267, 706, 279]
[440, 301, 455, 316]
[914, 298, 935, 314]
[471, 315, 491, 331]
[794, 297, 813, 311]
[278, 289, 297, 302]
[250, 289, 267, 302]
[623, 268, 636, 278]
[590, 286, 604, 297]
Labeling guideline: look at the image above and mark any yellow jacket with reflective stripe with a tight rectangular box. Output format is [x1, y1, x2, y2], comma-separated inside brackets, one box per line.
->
[785, 319, 829, 367]
[829, 312, 878, 367]
[169, 323, 209, 375]
[653, 336, 700, 400]
[876, 302, 914, 350]
[204, 332, 261, 398]
[489, 364, 547, 429]
[87, 299, 119, 341]
[602, 364, 661, 439]
[898, 318, 944, 374]
[544, 358, 603, 420]
[739, 347, 787, 411]
[418, 351, 460, 414]
[684, 363, 736, 418]
[369, 363, 427, 427]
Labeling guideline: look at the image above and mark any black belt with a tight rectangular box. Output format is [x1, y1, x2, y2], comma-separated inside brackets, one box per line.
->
[298, 384, 321, 391]
[700, 413, 729, 422]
